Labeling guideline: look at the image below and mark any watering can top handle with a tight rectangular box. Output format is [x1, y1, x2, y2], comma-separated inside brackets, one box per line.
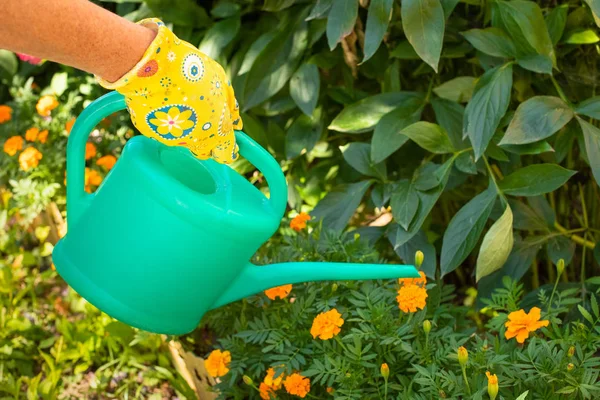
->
[67, 91, 288, 222]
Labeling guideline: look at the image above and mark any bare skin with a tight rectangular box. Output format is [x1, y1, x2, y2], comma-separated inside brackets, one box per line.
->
[0, 0, 156, 82]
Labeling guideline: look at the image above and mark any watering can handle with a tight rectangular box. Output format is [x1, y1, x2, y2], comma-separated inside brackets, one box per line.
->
[66, 91, 288, 224]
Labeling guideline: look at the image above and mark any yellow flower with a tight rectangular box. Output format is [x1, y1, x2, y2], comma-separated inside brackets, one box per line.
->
[310, 309, 344, 340]
[149, 106, 195, 138]
[25, 127, 39, 142]
[290, 212, 311, 232]
[396, 285, 427, 313]
[457, 346, 468, 367]
[65, 118, 76, 135]
[0, 105, 12, 123]
[504, 307, 549, 344]
[97, 155, 117, 170]
[38, 130, 48, 144]
[85, 142, 97, 160]
[486, 371, 498, 400]
[19, 147, 43, 171]
[398, 270, 427, 287]
[259, 367, 284, 399]
[259, 382, 276, 400]
[3, 136, 23, 156]
[36, 95, 59, 117]
[265, 284, 292, 300]
[204, 349, 231, 378]
[283, 373, 310, 398]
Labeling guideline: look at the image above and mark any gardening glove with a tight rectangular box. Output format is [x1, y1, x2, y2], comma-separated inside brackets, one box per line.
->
[96, 18, 242, 164]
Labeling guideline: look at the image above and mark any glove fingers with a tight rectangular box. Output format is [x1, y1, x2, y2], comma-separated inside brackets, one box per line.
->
[211, 130, 239, 164]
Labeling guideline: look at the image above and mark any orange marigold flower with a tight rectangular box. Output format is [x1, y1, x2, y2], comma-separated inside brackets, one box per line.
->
[265, 284, 292, 300]
[326, 387, 334, 394]
[97, 155, 117, 170]
[84, 168, 103, 193]
[38, 130, 48, 144]
[85, 142, 97, 160]
[396, 285, 427, 313]
[310, 308, 344, 340]
[264, 367, 284, 390]
[36, 95, 59, 117]
[504, 307, 549, 344]
[259, 382, 276, 400]
[3, 135, 23, 156]
[283, 373, 310, 398]
[0, 105, 12, 123]
[290, 212, 311, 232]
[398, 271, 427, 287]
[19, 147, 43, 171]
[65, 118, 76, 134]
[25, 127, 39, 142]
[204, 349, 231, 378]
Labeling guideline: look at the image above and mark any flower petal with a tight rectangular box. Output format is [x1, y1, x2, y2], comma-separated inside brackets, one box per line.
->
[168, 107, 180, 118]
[154, 111, 169, 121]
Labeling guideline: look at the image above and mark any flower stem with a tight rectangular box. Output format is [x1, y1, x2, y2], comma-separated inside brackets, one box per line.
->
[461, 366, 471, 395]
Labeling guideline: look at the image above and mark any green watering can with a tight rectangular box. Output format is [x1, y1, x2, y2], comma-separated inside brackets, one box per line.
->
[52, 91, 419, 335]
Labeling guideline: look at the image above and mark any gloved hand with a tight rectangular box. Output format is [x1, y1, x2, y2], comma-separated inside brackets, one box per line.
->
[96, 18, 242, 164]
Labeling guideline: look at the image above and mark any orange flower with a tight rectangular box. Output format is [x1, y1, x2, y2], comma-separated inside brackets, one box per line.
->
[84, 168, 103, 193]
[310, 308, 344, 340]
[36, 95, 59, 116]
[19, 147, 43, 171]
[96, 155, 117, 170]
[259, 382, 276, 400]
[326, 387, 334, 394]
[25, 127, 39, 142]
[260, 367, 284, 399]
[283, 373, 310, 398]
[398, 271, 427, 287]
[396, 285, 427, 313]
[504, 307, 549, 344]
[38, 130, 48, 144]
[85, 142, 97, 160]
[204, 349, 231, 378]
[3, 136, 23, 156]
[0, 105, 12, 123]
[290, 212, 311, 231]
[65, 118, 76, 134]
[265, 284, 292, 300]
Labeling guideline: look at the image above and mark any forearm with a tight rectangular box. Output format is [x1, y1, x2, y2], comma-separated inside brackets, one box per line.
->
[0, 0, 156, 82]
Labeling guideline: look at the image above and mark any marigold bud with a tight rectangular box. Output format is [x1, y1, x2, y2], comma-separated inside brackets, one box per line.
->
[439, 389, 447, 398]
[380, 363, 389, 379]
[567, 363, 574, 371]
[332, 283, 338, 292]
[486, 372, 499, 400]
[415, 250, 424, 269]
[557, 258, 565, 276]
[243, 375, 253, 385]
[457, 346, 468, 367]
[568, 346, 575, 357]
[423, 320, 432, 335]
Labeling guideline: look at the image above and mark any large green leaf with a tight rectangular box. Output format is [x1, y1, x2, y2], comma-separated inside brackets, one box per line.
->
[198, 17, 241, 59]
[285, 109, 323, 159]
[461, 28, 516, 58]
[144, 0, 211, 26]
[545, 4, 568, 45]
[400, 122, 455, 153]
[371, 98, 424, 162]
[394, 230, 437, 278]
[363, 0, 394, 62]
[577, 117, 600, 187]
[341, 143, 387, 179]
[498, 164, 576, 196]
[576, 96, 600, 120]
[326, 0, 359, 50]
[583, 0, 600, 28]
[431, 98, 467, 149]
[263, 0, 296, 12]
[311, 181, 373, 231]
[515, 54, 553, 74]
[499, 96, 574, 145]
[306, 0, 333, 20]
[0, 50, 18, 79]
[463, 63, 513, 159]
[401, 0, 446, 72]
[329, 92, 424, 133]
[433, 77, 476, 103]
[238, 31, 278, 75]
[391, 180, 420, 230]
[476, 204, 514, 281]
[441, 184, 497, 276]
[563, 29, 600, 44]
[290, 63, 320, 116]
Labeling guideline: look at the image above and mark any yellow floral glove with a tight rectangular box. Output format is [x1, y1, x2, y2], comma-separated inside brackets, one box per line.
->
[96, 18, 242, 164]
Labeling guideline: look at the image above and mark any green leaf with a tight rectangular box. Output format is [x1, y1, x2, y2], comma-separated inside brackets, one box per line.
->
[433, 77, 476, 103]
[286, 109, 323, 159]
[400, 122, 455, 153]
[263, 0, 296, 12]
[395, 230, 436, 278]
[499, 164, 576, 196]
[516, 54, 553, 74]
[326, 0, 359, 50]
[499, 96, 574, 145]
[391, 180, 420, 230]
[440, 0, 460, 18]
[563, 29, 600, 44]
[329, 92, 424, 133]
[583, 0, 600, 28]
[461, 28, 516, 58]
[306, 0, 333, 20]
[211, 1, 241, 18]
[431, 98, 467, 149]
[463, 63, 513, 159]
[312, 181, 373, 231]
[545, 5, 568, 45]
[198, 17, 241, 59]
[50, 72, 68, 97]
[371, 99, 424, 162]
[341, 143, 387, 179]
[592, 294, 599, 318]
[441, 184, 497, 276]
[238, 31, 277, 75]
[401, 0, 446, 72]
[501, 141, 554, 155]
[363, 0, 394, 62]
[476, 204, 514, 281]
[578, 305, 595, 324]
[547, 236, 575, 267]
[0, 50, 18, 79]
[455, 151, 477, 174]
[515, 391, 530, 400]
[576, 96, 600, 119]
[144, 0, 211, 27]
[577, 117, 600, 187]
[290, 63, 320, 116]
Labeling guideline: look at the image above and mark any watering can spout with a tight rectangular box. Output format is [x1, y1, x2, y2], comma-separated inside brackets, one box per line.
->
[210, 261, 420, 309]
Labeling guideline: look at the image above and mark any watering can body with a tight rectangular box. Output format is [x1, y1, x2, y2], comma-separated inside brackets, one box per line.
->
[53, 92, 419, 335]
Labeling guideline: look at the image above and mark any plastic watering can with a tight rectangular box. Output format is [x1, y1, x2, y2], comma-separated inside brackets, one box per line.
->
[52, 91, 420, 335]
